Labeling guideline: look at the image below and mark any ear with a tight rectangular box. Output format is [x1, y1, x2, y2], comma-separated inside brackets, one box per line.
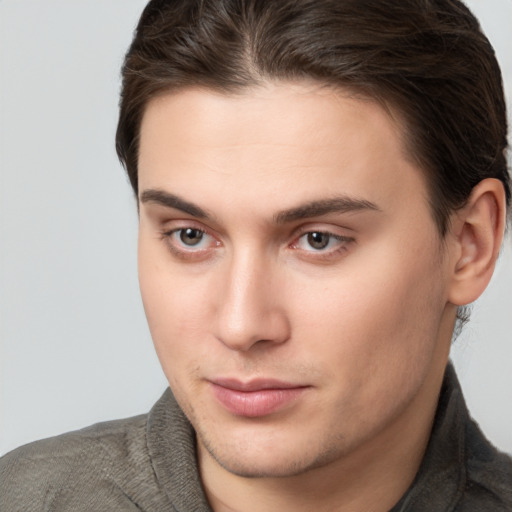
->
[447, 178, 507, 306]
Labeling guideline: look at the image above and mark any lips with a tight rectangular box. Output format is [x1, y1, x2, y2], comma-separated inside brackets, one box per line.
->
[209, 378, 309, 417]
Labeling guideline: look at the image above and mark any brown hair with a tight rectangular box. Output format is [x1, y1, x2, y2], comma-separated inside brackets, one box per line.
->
[116, 0, 510, 236]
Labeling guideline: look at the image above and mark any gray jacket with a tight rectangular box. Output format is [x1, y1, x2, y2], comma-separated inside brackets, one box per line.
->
[1, 364, 511, 511]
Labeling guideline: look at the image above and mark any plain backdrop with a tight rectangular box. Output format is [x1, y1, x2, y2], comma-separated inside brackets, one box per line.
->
[0, 0, 511, 456]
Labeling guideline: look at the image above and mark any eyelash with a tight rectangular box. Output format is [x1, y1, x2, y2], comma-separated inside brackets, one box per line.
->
[291, 231, 354, 260]
[159, 227, 217, 260]
[159, 226, 354, 262]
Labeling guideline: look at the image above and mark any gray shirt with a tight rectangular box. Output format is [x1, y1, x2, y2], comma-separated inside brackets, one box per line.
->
[1, 364, 511, 511]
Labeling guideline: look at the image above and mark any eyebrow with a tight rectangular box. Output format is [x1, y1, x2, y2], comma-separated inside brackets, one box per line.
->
[140, 188, 380, 223]
[140, 189, 210, 219]
[274, 197, 380, 224]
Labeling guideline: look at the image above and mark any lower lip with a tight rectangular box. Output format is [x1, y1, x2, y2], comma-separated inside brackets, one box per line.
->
[210, 384, 308, 417]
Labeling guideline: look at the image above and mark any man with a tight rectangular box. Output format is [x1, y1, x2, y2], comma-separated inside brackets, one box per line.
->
[1, 0, 511, 510]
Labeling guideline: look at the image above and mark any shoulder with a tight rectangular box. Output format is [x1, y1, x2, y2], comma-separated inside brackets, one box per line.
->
[460, 418, 512, 511]
[0, 414, 154, 512]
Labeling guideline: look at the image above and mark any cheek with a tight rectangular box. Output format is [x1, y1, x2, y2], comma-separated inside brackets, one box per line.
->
[291, 242, 446, 387]
[288, 256, 446, 443]
[138, 239, 213, 376]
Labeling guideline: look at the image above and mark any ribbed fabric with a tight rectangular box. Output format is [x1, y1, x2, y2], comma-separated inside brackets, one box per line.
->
[1, 364, 511, 511]
[390, 364, 512, 511]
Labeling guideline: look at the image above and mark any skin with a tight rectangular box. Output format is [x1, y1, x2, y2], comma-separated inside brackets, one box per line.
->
[137, 83, 505, 512]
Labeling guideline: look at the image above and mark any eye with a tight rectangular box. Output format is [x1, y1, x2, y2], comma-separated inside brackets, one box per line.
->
[304, 232, 331, 250]
[297, 231, 347, 251]
[291, 230, 354, 258]
[178, 228, 205, 247]
[161, 226, 219, 257]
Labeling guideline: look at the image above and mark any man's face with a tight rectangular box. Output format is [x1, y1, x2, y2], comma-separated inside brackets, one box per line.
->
[137, 83, 457, 478]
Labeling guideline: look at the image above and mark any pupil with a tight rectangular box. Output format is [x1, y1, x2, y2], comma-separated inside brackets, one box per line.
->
[180, 228, 203, 246]
[308, 232, 329, 250]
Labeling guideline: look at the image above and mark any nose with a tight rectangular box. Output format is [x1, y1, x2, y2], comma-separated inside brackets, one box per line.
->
[213, 251, 290, 352]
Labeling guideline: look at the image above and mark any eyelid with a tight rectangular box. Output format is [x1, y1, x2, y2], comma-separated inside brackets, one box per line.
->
[159, 221, 221, 259]
[292, 231, 353, 248]
[159, 217, 216, 237]
[289, 226, 355, 260]
[290, 222, 355, 241]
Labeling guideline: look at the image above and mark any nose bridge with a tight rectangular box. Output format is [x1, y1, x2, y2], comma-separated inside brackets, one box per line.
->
[214, 245, 289, 351]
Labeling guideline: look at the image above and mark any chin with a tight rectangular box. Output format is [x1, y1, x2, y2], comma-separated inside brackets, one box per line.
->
[198, 427, 345, 479]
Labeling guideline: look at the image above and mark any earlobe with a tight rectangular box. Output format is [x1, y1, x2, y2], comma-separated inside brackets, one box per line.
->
[448, 178, 507, 306]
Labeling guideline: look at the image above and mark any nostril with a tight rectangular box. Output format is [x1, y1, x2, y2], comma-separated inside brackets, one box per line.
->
[214, 309, 291, 352]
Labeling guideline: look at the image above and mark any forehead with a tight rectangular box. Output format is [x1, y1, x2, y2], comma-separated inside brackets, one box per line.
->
[137, 83, 430, 221]
[139, 83, 406, 160]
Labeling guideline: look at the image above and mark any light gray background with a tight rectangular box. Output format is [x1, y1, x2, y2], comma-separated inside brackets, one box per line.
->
[0, 0, 511, 456]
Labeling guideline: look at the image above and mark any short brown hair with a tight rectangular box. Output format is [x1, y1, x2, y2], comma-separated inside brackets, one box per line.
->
[116, 0, 510, 235]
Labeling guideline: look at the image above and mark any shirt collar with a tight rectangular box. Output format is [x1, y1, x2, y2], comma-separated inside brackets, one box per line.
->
[391, 363, 467, 511]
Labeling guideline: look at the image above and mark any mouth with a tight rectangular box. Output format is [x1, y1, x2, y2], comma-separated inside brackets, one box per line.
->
[209, 378, 310, 418]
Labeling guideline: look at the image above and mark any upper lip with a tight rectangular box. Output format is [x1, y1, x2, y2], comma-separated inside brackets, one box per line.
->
[210, 378, 307, 392]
